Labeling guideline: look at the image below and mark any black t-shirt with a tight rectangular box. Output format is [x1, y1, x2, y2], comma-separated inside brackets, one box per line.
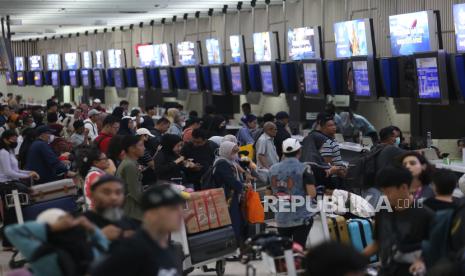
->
[181, 141, 218, 184]
[91, 230, 182, 276]
[375, 144, 406, 170]
[374, 206, 434, 275]
[83, 211, 140, 231]
[423, 198, 460, 212]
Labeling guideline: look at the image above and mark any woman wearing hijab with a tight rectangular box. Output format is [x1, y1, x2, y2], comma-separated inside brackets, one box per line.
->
[117, 116, 136, 136]
[153, 134, 188, 185]
[213, 141, 248, 244]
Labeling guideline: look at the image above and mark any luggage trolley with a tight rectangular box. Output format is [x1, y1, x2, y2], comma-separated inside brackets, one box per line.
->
[171, 219, 238, 276]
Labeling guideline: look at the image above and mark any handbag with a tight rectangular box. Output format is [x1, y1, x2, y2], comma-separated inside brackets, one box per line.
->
[245, 188, 265, 224]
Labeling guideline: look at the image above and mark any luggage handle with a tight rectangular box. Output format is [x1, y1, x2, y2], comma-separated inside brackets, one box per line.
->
[5, 193, 29, 208]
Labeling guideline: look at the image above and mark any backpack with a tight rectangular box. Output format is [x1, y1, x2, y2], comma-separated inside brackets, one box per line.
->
[449, 202, 465, 253]
[200, 159, 227, 190]
[346, 144, 386, 189]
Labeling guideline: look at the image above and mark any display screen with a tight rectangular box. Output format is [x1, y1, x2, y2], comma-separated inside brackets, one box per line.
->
[303, 63, 319, 95]
[69, 70, 79, 87]
[64, 53, 80, 70]
[93, 70, 103, 89]
[334, 19, 369, 58]
[353, 60, 370, 97]
[260, 65, 274, 93]
[5, 71, 13, 85]
[47, 54, 61, 71]
[416, 57, 440, 99]
[187, 67, 198, 90]
[114, 69, 125, 89]
[108, 49, 125, 69]
[136, 69, 146, 89]
[29, 55, 43, 71]
[95, 50, 105, 69]
[154, 43, 172, 67]
[15, 57, 25, 71]
[206, 38, 222, 65]
[82, 70, 91, 88]
[230, 35, 244, 63]
[389, 11, 432, 56]
[137, 44, 156, 67]
[34, 71, 43, 86]
[160, 69, 170, 90]
[211, 67, 222, 92]
[253, 32, 274, 62]
[177, 41, 197, 66]
[82, 51, 93, 69]
[230, 65, 243, 93]
[454, 4, 465, 52]
[51, 71, 60, 87]
[17, 71, 25, 86]
[288, 27, 315, 60]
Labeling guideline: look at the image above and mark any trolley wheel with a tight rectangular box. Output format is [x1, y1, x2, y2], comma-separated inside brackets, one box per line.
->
[183, 267, 194, 276]
[216, 260, 226, 276]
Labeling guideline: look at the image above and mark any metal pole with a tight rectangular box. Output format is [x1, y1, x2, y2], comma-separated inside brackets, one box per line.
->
[139, 22, 143, 44]
[265, 0, 270, 32]
[6, 15, 11, 40]
[150, 20, 154, 44]
[237, 2, 242, 34]
[208, 9, 213, 39]
[183, 14, 188, 41]
[161, 18, 166, 43]
[251, 0, 256, 34]
[282, 0, 286, 61]
[320, 0, 324, 48]
[223, 5, 228, 60]
[195, 12, 200, 41]
[172, 16, 177, 47]
[129, 24, 134, 67]
[1, 18, 5, 38]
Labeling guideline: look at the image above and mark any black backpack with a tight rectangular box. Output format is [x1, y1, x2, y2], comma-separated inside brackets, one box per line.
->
[346, 144, 386, 189]
[200, 159, 227, 190]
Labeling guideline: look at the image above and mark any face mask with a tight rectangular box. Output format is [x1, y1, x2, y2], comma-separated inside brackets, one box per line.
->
[48, 135, 55, 144]
[395, 137, 401, 146]
[181, 121, 186, 128]
[30, 122, 36, 128]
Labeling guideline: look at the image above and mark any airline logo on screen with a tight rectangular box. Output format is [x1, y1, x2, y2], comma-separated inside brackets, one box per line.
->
[454, 4, 465, 52]
[178, 41, 196, 66]
[389, 11, 431, 56]
[288, 27, 315, 60]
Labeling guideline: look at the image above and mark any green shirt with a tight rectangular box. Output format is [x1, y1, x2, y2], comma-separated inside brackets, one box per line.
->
[116, 158, 143, 221]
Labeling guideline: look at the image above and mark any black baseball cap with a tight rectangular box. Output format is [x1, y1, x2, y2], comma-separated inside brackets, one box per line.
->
[275, 111, 289, 120]
[141, 185, 189, 211]
[35, 125, 55, 135]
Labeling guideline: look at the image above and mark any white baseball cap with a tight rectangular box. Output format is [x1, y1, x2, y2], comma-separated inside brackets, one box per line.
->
[93, 98, 101, 104]
[37, 208, 67, 225]
[136, 128, 155, 137]
[282, 138, 302, 154]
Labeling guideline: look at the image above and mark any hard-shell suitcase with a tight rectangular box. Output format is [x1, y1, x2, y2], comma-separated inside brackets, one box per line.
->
[30, 179, 77, 203]
[187, 225, 237, 265]
[22, 196, 78, 221]
[327, 215, 350, 244]
[347, 218, 377, 262]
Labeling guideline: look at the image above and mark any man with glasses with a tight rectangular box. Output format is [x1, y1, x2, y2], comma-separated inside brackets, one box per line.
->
[255, 122, 279, 169]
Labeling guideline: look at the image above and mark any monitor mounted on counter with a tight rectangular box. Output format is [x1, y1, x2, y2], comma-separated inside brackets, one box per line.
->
[301, 59, 325, 99]
[253, 31, 280, 62]
[333, 18, 375, 58]
[288, 26, 322, 60]
[259, 63, 280, 96]
[47, 54, 61, 71]
[29, 55, 43, 71]
[82, 51, 93, 69]
[205, 38, 223, 65]
[69, 70, 81, 88]
[94, 50, 105, 69]
[350, 56, 379, 101]
[15, 57, 26, 72]
[414, 50, 448, 105]
[177, 41, 202, 66]
[81, 69, 93, 89]
[93, 69, 105, 89]
[230, 35, 246, 63]
[107, 49, 126, 69]
[136, 68, 148, 90]
[64, 52, 80, 70]
[154, 43, 174, 67]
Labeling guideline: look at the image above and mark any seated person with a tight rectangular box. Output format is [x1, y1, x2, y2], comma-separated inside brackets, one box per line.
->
[363, 166, 434, 276]
[423, 169, 461, 211]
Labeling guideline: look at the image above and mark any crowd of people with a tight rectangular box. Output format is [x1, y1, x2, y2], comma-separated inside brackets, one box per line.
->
[0, 94, 464, 275]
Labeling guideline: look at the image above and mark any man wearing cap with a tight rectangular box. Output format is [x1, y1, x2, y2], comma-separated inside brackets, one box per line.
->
[136, 128, 157, 186]
[91, 185, 187, 276]
[92, 98, 106, 113]
[269, 138, 317, 248]
[25, 125, 74, 184]
[94, 115, 120, 154]
[274, 111, 291, 159]
[84, 109, 101, 141]
[236, 114, 258, 146]
[83, 175, 139, 244]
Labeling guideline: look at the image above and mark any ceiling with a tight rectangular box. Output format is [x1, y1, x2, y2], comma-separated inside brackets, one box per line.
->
[0, 0, 283, 41]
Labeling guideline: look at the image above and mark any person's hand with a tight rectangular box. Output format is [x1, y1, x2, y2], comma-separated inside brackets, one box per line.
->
[409, 259, 426, 275]
[245, 172, 256, 182]
[29, 171, 40, 180]
[175, 156, 185, 165]
[75, 216, 96, 233]
[122, 230, 135, 238]
[66, 171, 77, 178]
[49, 214, 77, 232]
[326, 166, 339, 177]
[190, 163, 202, 171]
[101, 225, 123, 240]
[336, 167, 348, 178]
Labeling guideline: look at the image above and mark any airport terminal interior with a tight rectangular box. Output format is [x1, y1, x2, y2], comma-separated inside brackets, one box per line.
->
[1, 0, 465, 275]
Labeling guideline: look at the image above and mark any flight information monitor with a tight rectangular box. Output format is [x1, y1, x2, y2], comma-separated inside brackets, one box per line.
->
[81, 70, 92, 88]
[416, 57, 440, 99]
[95, 50, 105, 69]
[51, 71, 60, 87]
[136, 68, 147, 89]
[210, 67, 222, 92]
[334, 19, 374, 58]
[29, 55, 43, 71]
[154, 43, 173, 67]
[288, 27, 316, 60]
[177, 41, 199, 66]
[160, 68, 170, 91]
[230, 65, 243, 93]
[17, 71, 25, 86]
[187, 67, 198, 90]
[260, 65, 274, 94]
[82, 51, 93, 69]
[15, 57, 25, 71]
[113, 69, 125, 89]
[303, 63, 319, 95]
[33, 71, 43, 86]
[137, 44, 156, 67]
[93, 69, 104, 89]
[454, 3, 465, 52]
[69, 70, 80, 87]
[353, 60, 370, 97]
[206, 38, 222, 65]
[107, 49, 126, 69]
[64, 53, 80, 70]
[253, 32, 280, 62]
[230, 35, 246, 63]
[47, 54, 61, 71]
[389, 11, 438, 56]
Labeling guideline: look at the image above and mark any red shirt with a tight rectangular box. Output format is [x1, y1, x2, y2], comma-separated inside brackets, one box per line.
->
[95, 132, 113, 153]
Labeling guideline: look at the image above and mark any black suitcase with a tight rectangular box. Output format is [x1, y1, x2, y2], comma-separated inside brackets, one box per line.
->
[187, 226, 237, 264]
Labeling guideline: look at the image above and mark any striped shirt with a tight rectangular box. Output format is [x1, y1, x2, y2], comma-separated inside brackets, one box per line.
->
[320, 138, 344, 166]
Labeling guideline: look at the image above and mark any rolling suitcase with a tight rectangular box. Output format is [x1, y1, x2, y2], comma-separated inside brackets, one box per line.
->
[347, 218, 377, 262]
[22, 196, 78, 221]
[187, 225, 237, 264]
[30, 179, 77, 203]
[327, 215, 350, 244]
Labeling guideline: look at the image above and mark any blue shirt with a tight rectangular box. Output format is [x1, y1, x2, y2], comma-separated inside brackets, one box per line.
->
[25, 139, 68, 184]
[236, 127, 255, 146]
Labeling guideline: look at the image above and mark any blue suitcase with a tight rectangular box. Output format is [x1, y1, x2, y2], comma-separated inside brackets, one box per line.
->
[347, 218, 377, 262]
[22, 196, 78, 221]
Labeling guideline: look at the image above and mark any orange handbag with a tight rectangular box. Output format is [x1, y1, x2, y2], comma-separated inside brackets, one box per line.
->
[246, 188, 265, 224]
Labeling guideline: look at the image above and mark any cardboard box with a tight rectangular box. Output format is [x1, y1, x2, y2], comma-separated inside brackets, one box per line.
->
[184, 188, 232, 234]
